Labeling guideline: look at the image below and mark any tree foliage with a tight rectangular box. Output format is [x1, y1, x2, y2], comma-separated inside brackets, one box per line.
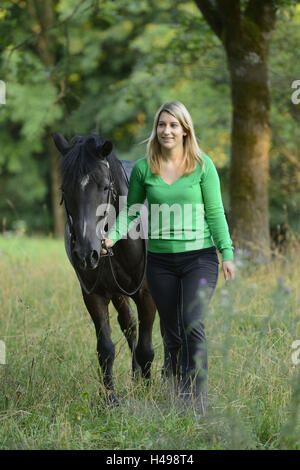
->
[0, 0, 299, 236]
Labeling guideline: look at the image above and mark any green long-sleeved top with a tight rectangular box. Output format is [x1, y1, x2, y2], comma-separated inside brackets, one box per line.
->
[108, 154, 234, 261]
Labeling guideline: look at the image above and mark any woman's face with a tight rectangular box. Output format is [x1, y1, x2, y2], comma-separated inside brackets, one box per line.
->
[156, 111, 187, 151]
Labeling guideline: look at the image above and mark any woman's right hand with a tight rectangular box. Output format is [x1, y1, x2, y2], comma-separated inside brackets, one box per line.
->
[101, 238, 115, 254]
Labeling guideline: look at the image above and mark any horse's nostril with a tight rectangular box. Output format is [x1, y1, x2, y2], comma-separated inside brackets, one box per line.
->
[73, 250, 87, 270]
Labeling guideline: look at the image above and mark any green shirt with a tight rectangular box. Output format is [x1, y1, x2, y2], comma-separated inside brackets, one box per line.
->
[108, 154, 234, 262]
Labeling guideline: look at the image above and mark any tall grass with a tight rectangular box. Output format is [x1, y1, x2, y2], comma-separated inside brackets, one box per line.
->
[0, 235, 299, 449]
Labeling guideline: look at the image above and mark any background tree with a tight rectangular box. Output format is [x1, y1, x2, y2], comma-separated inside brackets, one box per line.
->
[194, 0, 281, 259]
[27, 0, 66, 237]
[0, 0, 299, 252]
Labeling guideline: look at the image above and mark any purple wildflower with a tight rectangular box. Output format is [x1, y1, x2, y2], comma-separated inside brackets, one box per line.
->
[195, 350, 203, 356]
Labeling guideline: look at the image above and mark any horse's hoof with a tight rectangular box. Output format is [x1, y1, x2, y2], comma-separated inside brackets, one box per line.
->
[143, 377, 152, 387]
[132, 367, 142, 382]
[105, 392, 120, 408]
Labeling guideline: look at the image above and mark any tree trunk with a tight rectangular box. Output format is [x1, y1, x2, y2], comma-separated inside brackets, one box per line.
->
[226, 39, 272, 258]
[28, 0, 65, 237]
[195, 0, 277, 260]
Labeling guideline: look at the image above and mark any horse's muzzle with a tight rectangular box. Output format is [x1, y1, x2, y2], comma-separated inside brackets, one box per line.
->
[72, 249, 100, 270]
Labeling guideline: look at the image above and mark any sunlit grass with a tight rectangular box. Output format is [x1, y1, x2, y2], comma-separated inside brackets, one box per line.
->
[0, 235, 299, 449]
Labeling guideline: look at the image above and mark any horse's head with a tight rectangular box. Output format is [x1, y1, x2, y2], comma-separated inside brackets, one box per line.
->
[52, 132, 115, 270]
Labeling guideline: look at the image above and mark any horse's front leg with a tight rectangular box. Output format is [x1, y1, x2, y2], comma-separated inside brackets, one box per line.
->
[111, 294, 141, 379]
[82, 290, 119, 407]
[132, 281, 156, 380]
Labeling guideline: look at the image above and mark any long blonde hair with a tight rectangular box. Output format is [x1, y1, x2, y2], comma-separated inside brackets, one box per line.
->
[146, 101, 204, 175]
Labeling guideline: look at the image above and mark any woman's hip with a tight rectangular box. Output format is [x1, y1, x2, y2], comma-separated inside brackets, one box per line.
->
[146, 246, 219, 274]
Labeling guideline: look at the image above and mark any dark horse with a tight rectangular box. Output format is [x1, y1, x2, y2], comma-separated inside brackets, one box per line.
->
[52, 133, 157, 406]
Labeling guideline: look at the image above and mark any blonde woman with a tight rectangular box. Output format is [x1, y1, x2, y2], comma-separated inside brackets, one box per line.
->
[102, 101, 235, 415]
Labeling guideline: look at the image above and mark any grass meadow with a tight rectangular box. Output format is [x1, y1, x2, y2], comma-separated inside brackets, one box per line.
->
[0, 235, 299, 450]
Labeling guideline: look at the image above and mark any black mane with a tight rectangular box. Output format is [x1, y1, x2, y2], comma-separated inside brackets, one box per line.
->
[60, 134, 122, 193]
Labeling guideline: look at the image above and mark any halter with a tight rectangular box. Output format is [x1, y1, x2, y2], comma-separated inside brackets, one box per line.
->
[60, 158, 147, 296]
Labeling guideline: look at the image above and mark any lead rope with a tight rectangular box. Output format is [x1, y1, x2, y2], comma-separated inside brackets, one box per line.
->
[102, 239, 147, 296]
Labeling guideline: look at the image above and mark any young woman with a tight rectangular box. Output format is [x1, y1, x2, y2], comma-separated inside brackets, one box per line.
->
[101, 101, 235, 415]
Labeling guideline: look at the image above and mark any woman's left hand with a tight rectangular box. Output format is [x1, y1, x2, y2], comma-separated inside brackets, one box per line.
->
[222, 261, 235, 281]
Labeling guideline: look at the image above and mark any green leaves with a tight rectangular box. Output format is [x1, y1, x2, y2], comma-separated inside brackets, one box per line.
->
[9, 82, 63, 140]
[0, 0, 299, 234]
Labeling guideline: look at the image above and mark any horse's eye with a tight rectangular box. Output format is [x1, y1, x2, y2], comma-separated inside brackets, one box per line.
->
[103, 185, 109, 191]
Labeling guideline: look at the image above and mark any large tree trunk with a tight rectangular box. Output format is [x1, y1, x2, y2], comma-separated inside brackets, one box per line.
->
[228, 59, 271, 256]
[195, 0, 277, 260]
[28, 0, 65, 237]
[226, 22, 273, 258]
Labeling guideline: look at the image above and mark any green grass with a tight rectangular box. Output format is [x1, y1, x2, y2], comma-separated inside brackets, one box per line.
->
[0, 235, 299, 449]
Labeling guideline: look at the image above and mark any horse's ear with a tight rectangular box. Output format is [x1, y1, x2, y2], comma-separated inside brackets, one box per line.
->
[51, 133, 70, 156]
[100, 140, 113, 158]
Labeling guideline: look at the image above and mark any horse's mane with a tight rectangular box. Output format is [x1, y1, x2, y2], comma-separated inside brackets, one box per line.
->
[60, 134, 123, 193]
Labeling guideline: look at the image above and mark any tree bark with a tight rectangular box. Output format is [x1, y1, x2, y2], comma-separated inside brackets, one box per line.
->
[28, 0, 65, 237]
[195, 0, 277, 259]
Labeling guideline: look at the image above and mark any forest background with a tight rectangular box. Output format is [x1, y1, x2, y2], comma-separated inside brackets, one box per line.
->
[1, 0, 300, 451]
[0, 0, 299, 251]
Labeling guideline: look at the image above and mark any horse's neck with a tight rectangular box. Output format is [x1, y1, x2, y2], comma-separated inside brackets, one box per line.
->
[107, 154, 128, 216]
[107, 153, 121, 183]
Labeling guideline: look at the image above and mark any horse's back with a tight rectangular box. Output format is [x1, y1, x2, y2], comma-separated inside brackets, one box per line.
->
[119, 160, 135, 185]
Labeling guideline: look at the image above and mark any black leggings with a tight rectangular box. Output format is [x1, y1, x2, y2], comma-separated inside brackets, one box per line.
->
[146, 246, 219, 398]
